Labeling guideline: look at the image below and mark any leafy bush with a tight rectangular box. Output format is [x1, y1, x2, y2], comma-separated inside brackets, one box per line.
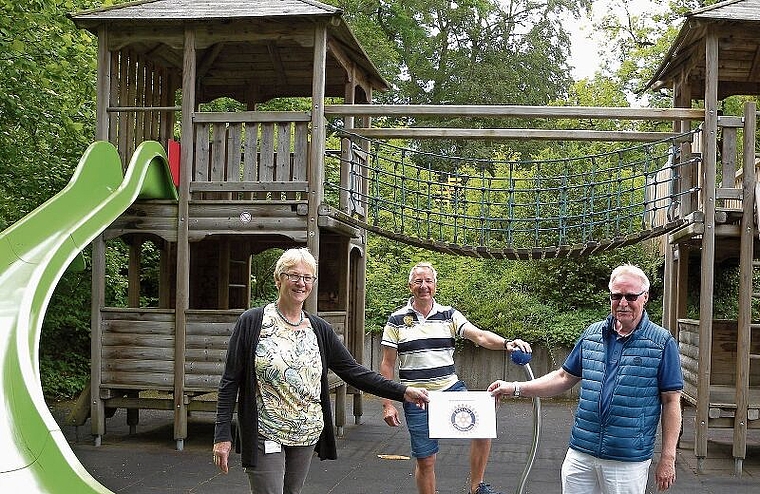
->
[365, 233, 665, 354]
[40, 258, 93, 400]
[39, 353, 90, 399]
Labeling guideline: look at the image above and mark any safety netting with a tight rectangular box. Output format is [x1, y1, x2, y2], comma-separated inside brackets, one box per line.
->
[324, 127, 701, 259]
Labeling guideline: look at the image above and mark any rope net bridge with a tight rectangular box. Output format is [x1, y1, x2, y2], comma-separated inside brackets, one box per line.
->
[324, 127, 702, 259]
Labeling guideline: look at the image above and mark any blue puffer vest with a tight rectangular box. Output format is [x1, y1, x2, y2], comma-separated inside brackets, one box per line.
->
[568, 312, 671, 462]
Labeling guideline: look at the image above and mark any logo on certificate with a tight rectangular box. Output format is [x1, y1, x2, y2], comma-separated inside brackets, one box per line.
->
[450, 404, 478, 432]
[428, 391, 496, 438]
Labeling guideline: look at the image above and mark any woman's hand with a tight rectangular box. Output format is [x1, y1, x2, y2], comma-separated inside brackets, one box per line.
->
[383, 402, 401, 426]
[403, 385, 429, 409]
[213, 440, 232, 474]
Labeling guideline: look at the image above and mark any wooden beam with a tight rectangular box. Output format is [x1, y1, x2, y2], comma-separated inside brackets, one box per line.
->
[197, 42, 225, 78]
[107, 24, 316, 51]
[734, 101, 757, 465]
[90, 235, 106, 441]
[95, 25, 110, 141]
[266, 41, 288, 87]
[749, 46, 760, 81]
[192, 111, 310, 123]
[348, 127, 684, 142]
[325, 104, 705, 121]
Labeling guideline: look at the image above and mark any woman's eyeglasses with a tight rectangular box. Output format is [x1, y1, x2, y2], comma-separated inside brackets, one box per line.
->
[282, 273, 317, 284]
[610, 290, 645, 302]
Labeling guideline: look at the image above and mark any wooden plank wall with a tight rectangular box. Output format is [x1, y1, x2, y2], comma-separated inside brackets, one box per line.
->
[101, 309, 176, 391]
[679, 318, 760, 401]
[99, 308, 241, 394]
[110, 50, 174, 168]
[185, 310, 241, 391]
[319, 311, 346, 343]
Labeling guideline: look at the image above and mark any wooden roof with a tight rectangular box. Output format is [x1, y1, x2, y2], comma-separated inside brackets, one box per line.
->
[71, 0, 339, 20]
[70, 0, 389, 104]
[645, 0, 760, 100]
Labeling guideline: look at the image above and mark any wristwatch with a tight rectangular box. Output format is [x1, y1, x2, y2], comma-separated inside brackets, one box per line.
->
[512, 382, 521, 397]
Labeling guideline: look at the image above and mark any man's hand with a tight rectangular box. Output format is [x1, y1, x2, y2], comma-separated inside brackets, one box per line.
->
[505, 338, 532, 353]
[487, 380, 514, 398]
[655, 454, 676, 491]
[212, 440, 232, 474]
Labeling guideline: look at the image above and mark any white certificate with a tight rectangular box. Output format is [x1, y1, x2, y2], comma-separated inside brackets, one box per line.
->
[427, 390, 497, 439]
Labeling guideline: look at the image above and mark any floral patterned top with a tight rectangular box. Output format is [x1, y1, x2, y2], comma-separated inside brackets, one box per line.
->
[255, 303, 323, 446]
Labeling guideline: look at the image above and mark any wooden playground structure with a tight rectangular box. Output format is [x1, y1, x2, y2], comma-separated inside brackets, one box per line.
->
[68, 0, 759, 473]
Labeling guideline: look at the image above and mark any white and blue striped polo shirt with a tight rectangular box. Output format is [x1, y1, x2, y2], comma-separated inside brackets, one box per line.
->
[381, 298, 469, 390]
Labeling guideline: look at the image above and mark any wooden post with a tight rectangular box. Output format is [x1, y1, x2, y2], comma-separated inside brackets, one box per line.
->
[351, 243, 367, 422]
[733, 101, 756, 474]
[218, 237, 230, 310]
[339, 67, 355, 213]
[126, 240, 142, 431]
[306, 22, 327, 314]
[695, 29, 719, 466]
[670, 70, 692, 335]
[676, 245, 689, 323]
[91, 25, 110, 445]
[173, 26, 196, 450]
[95, 26, 110, 142]
[90, 235, 106, 444]
[676, 68, 694, 216]
[128, 241, 142, 308]
[159, 242, 172, 309]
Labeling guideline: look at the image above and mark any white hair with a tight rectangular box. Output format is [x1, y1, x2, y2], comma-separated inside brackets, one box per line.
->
[408, 262, 437, 283]
[609, 264, 650, 292]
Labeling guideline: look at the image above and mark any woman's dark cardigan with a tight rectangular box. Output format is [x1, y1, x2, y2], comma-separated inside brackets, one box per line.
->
[214, 307, 408, 468]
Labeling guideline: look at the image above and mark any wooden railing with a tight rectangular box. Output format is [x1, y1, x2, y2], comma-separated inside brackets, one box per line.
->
[190, 111, 311, 201]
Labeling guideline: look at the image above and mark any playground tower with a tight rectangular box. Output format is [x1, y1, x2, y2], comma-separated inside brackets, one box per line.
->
[70, 0, 379, 449]
[645, 0, 760, 476]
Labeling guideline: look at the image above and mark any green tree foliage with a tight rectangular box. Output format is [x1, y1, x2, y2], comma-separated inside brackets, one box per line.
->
[39, 259, 93, 398]
[588, 0, 711, 107]
[334, 0, 591, 164]
[1, 0, 101, 398]
[250, 249, 284, 307]
[336, 0, 588, 106]
[0, 0, 99, 229]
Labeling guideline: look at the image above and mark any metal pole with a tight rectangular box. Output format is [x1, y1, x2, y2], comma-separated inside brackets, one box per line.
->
[511, 350, 541, 494]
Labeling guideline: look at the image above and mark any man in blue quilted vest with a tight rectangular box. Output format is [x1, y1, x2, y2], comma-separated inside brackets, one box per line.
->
[488, 264, 683, 493]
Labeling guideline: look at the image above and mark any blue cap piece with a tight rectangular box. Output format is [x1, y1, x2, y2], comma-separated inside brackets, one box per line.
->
[510, 348, 532, 365]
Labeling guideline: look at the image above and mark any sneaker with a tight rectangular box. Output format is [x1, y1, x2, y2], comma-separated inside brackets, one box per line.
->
[472, 482, 503, 494]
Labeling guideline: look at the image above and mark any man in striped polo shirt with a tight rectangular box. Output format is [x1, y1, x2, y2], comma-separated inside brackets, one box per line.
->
[380, 262, 532, 494]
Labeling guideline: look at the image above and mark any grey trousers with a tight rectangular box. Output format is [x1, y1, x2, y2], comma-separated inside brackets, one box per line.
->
[245, 437, 315, 494]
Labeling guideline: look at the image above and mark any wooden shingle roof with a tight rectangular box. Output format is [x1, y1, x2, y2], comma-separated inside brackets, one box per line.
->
[70, 0, 389, 104]
[71, 0, 340, 23]
[645, 0, 760, 99]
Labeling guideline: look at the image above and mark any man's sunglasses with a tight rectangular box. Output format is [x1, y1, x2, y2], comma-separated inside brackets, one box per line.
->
[610, 290, 646, 302]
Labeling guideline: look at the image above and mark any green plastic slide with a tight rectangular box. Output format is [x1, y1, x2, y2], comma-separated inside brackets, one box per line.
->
[0, 141, 177, 492]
